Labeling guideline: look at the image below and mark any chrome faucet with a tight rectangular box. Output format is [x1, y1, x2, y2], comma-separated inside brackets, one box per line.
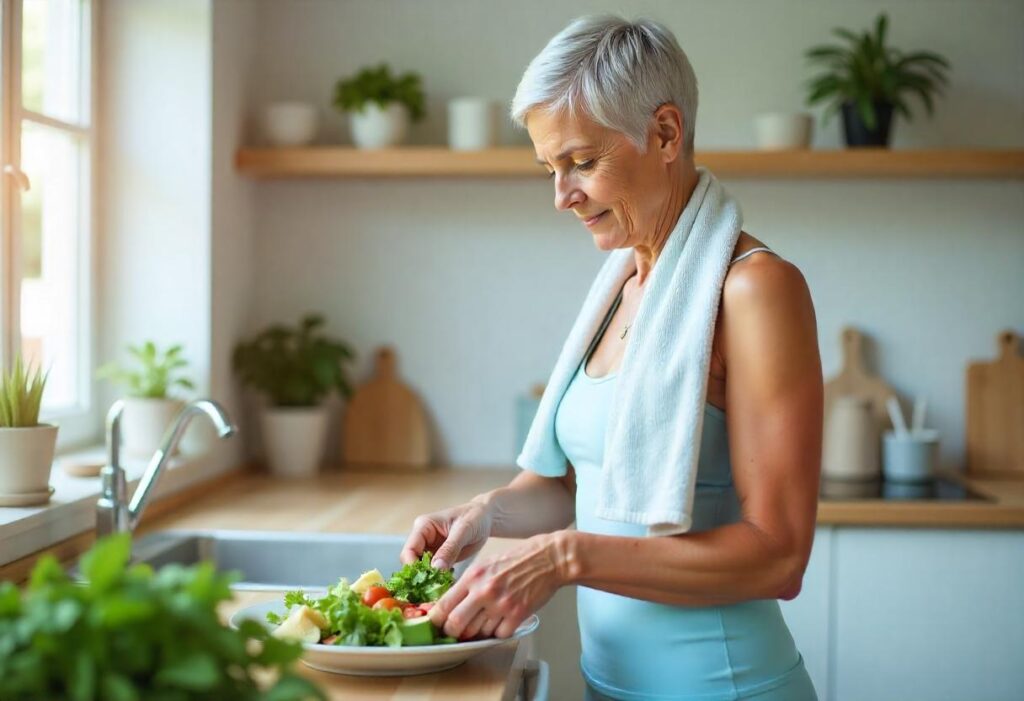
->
[96, 399, 236, 538]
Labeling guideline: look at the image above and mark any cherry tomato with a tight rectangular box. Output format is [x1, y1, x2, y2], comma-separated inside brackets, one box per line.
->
[362, 586, 391, 607]
[418, 602, 435, 612]
[372, 597, 401, 611]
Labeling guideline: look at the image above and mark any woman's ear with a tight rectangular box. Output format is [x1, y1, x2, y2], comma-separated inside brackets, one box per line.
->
[652, 103, 684, 163]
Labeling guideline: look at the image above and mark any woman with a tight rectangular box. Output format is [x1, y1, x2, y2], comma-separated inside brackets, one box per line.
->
[401, 15, 822, 701]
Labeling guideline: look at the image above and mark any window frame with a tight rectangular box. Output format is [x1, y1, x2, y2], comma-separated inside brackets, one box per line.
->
[0, 0, 99, 449]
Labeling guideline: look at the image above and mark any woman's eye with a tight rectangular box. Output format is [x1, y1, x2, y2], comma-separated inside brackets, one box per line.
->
[575, 160, 595, 171]
[546, 170, 555, 180]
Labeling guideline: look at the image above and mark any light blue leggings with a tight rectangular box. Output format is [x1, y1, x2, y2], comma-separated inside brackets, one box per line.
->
[583, 663, 819, 701]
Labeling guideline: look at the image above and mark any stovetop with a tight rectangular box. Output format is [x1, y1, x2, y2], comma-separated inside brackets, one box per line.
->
[819, 475, 993, 502]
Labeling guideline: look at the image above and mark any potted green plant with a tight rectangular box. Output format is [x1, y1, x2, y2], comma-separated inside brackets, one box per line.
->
[0, 533, 325, 700]
[333, 63, 426, 148]
[0, 356, 56, 505]
[233, 313, 355, 477]
[97, 342, 194, 457]
[804, 13, 951, 147]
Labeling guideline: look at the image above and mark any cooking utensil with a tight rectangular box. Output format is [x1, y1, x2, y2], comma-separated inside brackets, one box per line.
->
[341, 346, 431, 470]
[966, 330, 1024, 477]
[824, 327, 898, 429]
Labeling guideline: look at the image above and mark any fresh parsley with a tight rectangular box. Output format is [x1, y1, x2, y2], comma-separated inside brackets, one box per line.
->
[386, 551, 454, 604]
[0, 533, 325, 701]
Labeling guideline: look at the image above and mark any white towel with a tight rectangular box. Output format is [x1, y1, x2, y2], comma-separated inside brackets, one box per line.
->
[516, 167, 743, 536]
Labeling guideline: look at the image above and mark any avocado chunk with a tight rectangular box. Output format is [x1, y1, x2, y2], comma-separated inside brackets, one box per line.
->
[399, 615, 436, 646]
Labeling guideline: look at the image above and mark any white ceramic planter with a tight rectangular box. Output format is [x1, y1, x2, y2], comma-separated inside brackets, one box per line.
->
[261, 406, 328, 478]
[349, 102, 410, 149]
[122, 397, 185, 457]
[754, 112, 813, 150]
[0, 424, 58, 495]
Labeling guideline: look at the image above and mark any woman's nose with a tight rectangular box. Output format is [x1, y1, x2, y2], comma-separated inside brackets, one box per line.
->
[553, 174, 584, 211]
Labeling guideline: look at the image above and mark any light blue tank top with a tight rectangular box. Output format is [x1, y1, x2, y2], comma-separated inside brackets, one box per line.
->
[553, 249, 817, 701]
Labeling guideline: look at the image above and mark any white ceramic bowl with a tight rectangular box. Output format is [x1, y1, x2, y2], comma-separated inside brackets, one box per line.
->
[230, 599, 539, 676]
[262, 102, 318, 146]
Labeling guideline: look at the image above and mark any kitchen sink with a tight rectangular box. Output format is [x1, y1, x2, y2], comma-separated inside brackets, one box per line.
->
[73, 529, 473, 591]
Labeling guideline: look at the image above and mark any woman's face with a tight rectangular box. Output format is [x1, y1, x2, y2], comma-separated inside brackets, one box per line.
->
[528, 108, 672, 251]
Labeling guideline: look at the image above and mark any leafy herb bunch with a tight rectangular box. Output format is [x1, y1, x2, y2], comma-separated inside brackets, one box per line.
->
[97, 342, 195, 399]
[387, 552, 454, 604]
[0, 534, 324, 701]
[805, 12, 951, 130]
[232, 314, 355, 408]
[333, 63, 426, 121]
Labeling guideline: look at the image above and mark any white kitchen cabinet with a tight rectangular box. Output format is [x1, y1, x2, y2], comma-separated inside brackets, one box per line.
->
[780, 527, 834, 699]
[832, 528, 1024, 701]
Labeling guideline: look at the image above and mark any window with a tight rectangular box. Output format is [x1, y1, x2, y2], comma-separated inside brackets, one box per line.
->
[1, 0, 96, 447]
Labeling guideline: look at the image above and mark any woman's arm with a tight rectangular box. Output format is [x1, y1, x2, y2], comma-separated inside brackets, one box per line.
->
[473, 466, 577, 538]
[559, 256, 822, 605]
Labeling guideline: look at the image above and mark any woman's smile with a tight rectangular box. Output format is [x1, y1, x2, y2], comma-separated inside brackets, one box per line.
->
[583, 210, 609, 227]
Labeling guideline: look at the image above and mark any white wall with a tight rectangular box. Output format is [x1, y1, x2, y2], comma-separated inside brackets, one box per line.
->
[239, 0, 1024, 467]
[209, 0, 257, 469]
[99, 0, 233, 462]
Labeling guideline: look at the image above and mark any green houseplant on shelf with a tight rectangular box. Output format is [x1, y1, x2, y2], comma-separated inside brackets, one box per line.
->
[333, 63, 426, 149]
[0, 356, 56, 506]
[233, 313, 355, 478]
[0, 533, 325, 700]
[97, 342, 195, 457]
[804, 12, 951, 147]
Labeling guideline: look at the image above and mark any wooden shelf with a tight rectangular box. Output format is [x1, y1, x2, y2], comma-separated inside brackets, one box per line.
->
[236, 146, 1024, 179]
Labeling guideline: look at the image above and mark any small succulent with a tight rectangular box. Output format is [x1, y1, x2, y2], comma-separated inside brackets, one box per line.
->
[0, 356, 48, 428]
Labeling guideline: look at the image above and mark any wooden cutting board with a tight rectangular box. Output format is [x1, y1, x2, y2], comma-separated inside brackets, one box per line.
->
[342, 346, 431, 470]
[966, 330, 1024, 478]
[824, 326, 897, 430]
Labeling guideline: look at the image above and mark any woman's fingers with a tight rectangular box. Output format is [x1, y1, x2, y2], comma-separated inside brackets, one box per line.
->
[459, 609, 490, 640]
[478, 615, 500, 639]
[431, 516, 474, 570]
[427, 579, 469, 635]
[400, 515, 442, 564]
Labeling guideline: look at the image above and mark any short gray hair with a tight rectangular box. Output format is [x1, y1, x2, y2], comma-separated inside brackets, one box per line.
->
[510, 15, 699, 154]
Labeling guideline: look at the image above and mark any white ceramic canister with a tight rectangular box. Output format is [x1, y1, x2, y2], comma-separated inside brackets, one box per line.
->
[262, 102, 319, 146]
[754, 112, 813, 150]
[447, 97, 499, 150]
[822, 395, 880, 480]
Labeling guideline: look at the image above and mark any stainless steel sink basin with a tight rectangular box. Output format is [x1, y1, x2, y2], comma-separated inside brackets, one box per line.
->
[75, 529, 473, 591]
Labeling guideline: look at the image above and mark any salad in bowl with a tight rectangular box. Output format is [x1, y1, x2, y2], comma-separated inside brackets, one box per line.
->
[266, 552, 457, 647]
[230, 552, 540, 676]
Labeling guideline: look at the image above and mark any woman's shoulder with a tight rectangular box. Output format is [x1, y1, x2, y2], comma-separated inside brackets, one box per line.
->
[721, 232, 812, 319]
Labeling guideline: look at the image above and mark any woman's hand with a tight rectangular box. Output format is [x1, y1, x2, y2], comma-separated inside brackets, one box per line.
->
[427, 531, 570, 641]
[399, 500, 494, 571]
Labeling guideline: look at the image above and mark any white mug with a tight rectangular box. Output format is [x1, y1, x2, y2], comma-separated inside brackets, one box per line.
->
[448, 97, 498, 150]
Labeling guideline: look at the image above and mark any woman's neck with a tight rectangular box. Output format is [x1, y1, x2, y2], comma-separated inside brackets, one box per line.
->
[633, 163, 700, 287]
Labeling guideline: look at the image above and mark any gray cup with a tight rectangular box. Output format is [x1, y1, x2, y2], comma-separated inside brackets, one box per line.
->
[882, 430, 939, 483]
